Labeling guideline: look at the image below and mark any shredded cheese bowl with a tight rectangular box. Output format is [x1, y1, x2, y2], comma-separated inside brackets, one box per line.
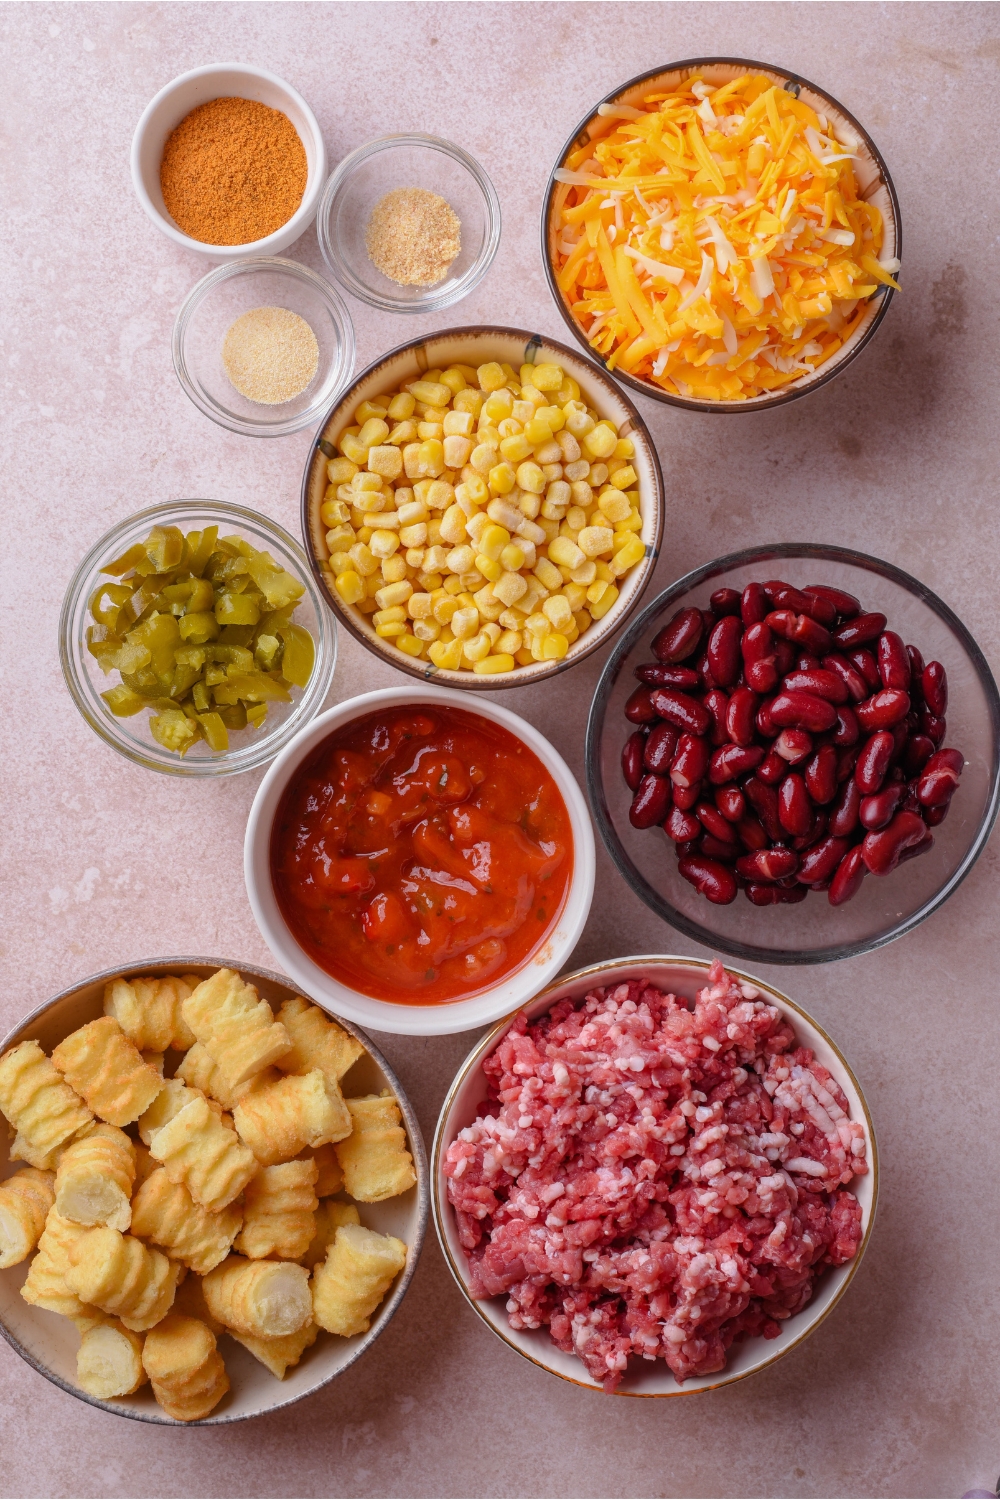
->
[542, 59, 900, 412]
[301, 329, 664, 689]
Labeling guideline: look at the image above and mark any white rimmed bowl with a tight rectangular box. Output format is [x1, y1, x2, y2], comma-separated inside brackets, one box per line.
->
[245, 685, 596, 1036]
[300, 325, 664, 690]
[432, 954, 877, 1396]
[131, 64, 327, 259]
[0, 957, 428, 1425]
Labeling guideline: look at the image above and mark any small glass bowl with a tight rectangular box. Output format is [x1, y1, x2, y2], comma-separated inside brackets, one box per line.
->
[60, 500, 337, 778]
[172, 258, 355, 438]
[316, 134, 501, 314]
[586, 544, 1000, 965]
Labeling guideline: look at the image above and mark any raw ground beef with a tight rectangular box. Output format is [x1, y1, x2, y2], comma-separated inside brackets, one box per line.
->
[444, 959, 866, 1390]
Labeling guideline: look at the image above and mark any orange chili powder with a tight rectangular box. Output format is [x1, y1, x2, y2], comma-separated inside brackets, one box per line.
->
[160, 96, 308, 246]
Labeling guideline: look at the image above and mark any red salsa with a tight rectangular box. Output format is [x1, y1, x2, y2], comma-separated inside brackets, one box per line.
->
[270, 706, 573, 1005]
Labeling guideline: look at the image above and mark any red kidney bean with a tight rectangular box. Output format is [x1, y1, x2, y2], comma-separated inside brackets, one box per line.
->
[736, 847, 799, 881]
[635, 663, 701, 689]
[708, 743, 765, 784]
[788, 612, 833, 654]
[906, 644, 925, 681]
[860, 782, 904, 830]
[862, 810, 928, 874]
[920, 707, 946, 745]
[805, 744, 838, 804]
[757, 748, 788, 784]
[924, 801, 951, 827]
[699, 834, 739, 862]
[715, 785, 745, 822]
[622, 730, 646, 790]
[625, 686, 657, 724]
[773, 638, 796, 676]
[736, 813, 769, 851]
[774, 728, 814, 764]
[707, 615, 742, 687]
[742, 622, 778, 693]
[791, 810, 828, 851]
[743, 777, 783, 842]
[664, 806, 700, 842]
[770, 691, 838, 733]
[903, 734, 936, 777]
[710, 587, 741, 616]
[856, 689, 910, 732]
[856, 730, 895, 794]
[676, 839, 699, 856]
[833, 612, 888, 649]
[653, 607, 704, 664]
[778, 774, 812, 836]
[756, 697, 779, 738]
[877, 631, 910, 691]
[889, 719, 910, 765]
[836, 745, 860, 783]
[828, 845, 867, 906]
[828, 778, 862, 837]
[797, 835, 851, 885]
[677, 855, 738, 904]
[670, 733, 710, 788]
[821, 653, 868, 703]
[741, 581, 768, 626]
[629, 774, 672, 828]
[672, 779, 701, 811]
[796, 653, 823, 672]
[695, 650, 717, 691]
[763, 580, 814, 613]
[700, 608, 717, 636]
[725, 685, 759, 747]
[805, 583, 861, 619]
[781, 668, 849, 705]
[643, 722, 679, 774]
[916, 747, 964, 806]
[745, 882, 808, 905]
[798, 588, 839, 626]
[833, 705, 860, 747]
[696, 801, 739, 843]
[847, 648, 881, 691]
[702, 689, 729, 746]
[898, 829, 935, 858]
[922, 661, 948, 717]
[649, 688, 711, 735]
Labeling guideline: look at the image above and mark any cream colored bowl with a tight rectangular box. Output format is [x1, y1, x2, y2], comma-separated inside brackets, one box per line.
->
[432, 956, 877, 1396]
[0, 959, 427, 1425]
[300, 326, 664, 690]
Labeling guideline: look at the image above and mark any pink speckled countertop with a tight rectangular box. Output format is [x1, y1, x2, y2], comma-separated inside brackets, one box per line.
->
[2, 3, 1000, 1496]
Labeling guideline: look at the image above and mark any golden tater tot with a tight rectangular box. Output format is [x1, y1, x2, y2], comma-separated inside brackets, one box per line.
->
[182, 969, 291, 1089]
[234, 1069, 351, 1166]
[171, 1267, 224, 1337]
[103, 975, 198, 1053]
[299, 1199, 360, 1270]
[67, 1226, 180, 1332]
[174, 1043, 255, 1112]
[142, 1314, 229, 1421]
[137, 1078, 223, 1146]
[0, 1040, 93, 1169]
[312, 1224, 407, 1337]
[230, 1321, 319, 1380]
[202, 1255, 313, 1339]
[235, 1160, 318, 1262]
[302, 1142, 344, 1198]
[21, 1208, 94, 1319]
[52, 1018, 163, 1127]
[131, 1168, 242, 1276]
[75, 1317, 147, 1400]
[149, 1096, 256, 1214]
[0, 1167, 55, 1269]
[55, 1124, 135, 1231]
[335, 1093, 416, 1202]
[275, 997, 364, 1087]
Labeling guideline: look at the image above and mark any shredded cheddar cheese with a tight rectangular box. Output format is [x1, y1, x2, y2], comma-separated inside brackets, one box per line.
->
[551, 74, 900, 402]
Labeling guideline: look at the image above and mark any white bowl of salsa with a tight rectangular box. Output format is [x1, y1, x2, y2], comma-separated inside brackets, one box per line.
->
[244, 686, 596, 1035]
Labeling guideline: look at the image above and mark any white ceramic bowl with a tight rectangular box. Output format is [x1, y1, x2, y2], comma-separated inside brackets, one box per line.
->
[245, 686, 596, 1036]
[432, 955, 877, 1396]
[131, 64, 327, 259]
[0, 958, 428, 1425]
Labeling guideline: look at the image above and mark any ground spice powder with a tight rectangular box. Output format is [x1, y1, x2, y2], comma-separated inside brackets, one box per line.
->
[365, 187, 461, 286]
[160, 97, 308, 246]
[221, 306, 319, 405]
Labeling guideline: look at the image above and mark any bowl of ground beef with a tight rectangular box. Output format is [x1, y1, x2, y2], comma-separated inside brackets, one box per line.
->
[432, 956, 876, 1395]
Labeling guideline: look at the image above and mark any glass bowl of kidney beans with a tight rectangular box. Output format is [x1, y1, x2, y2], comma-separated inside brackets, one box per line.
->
[586, 545, 1000, 964]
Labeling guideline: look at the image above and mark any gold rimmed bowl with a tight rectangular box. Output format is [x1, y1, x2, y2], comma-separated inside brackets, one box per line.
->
[432, 955, 876, 1397]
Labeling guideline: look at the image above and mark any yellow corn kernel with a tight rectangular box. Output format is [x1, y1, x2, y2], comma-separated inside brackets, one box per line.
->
[609, 534, 646, 575]
[365, 572, 382, 598]
[335, 571, 364, 606]
[565, 507, 588, 533]
[399, 523, 428, 548]
[442, 410, 473, 437]
[499, 543, 525, 572]
[499, 433, 532, 464]
[439, 505, 467, 545]
[476, 524, 509, 562]
[417, 421, 444, 442]
[483, 391, 514, 424]
[373, 606, 407, 627]
[516, 461, 546, 494]
[353, 466, 385, 491]
[548, 536, 585, 570]
[415, 440, 443, 477]
[367, 446, 403, 480]
[462, 632, 492, 663]
[327, 458, 358, 487]
[597, 488, 632, 523]
[473, 654, 516, 676]
[524, 611, 550, 638]
[477, 362, 506, 392]
[445, 544, 475, 575]
[570, 559, 597, 586]
[560, 581, 586, 611]
[542, 594, 573, 632]
[609, 465, 637, 490]
[356, 418, 388, 450]
[386, 392, 416, 421]
[374, 580, 413, 610]
[457, 473, 489, 506]
[432, 594, 460, 625]
[450, 607, 479, 640]
[475, 554, 502, 583]
[354, 400, 387, 424]
[497, 629, 523, 655]
[589, 582, 619, 619]
[396, 498, 428, 527]
[401, 443, 422, 480]
[404, 380, 448, 408]
[540, 632, 569, 660]
[488, 463, 516, 495]
[443, 369, 468, 396]
[375, 622, 407, 639]
[401, 593, 429, 622]
[381, 555, 409, 584]
[523, 417, 553, 448]
[387, 420, 417, 445]
[320, 499, 351, 527]
[441, 573, 464, 595]
[564, 408, 595, 440]
[531, 557, 560, 593]
[515, 647, 534, 665]
[469, 443, 497, 477]
[325, 524, 355, 554]
[491, 571, 527, 608]
[395, 634, 425, 658]
[369, 530, 400, 560]
[412, 618, 441, 643]
[347, 543, 377, 578]
[583, 423, 618, 459]
[613, 438, 635, 460]
[578, 525, 615, 559]
[428, 637, 464, 670]
[530, 362, 563, 392]
[443, 435, 473, 469]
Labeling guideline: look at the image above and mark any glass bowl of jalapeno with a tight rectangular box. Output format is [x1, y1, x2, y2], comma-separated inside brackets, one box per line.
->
[60, 501, 337, 776]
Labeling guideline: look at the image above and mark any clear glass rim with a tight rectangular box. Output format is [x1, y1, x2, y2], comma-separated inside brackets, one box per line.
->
[315, 132, 502, 314]
[540, 56, 903, 413]
[585, 541, 1000, 964]
[59, 499, 337, 778]
[171, 257, 356, 438]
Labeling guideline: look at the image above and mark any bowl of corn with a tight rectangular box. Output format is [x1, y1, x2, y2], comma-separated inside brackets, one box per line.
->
[542, 58, 901, 411]
[300, 327, 664, 688]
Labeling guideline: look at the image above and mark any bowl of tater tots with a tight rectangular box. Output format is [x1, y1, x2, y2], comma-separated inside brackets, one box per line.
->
[0, 959, 427, 1423]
